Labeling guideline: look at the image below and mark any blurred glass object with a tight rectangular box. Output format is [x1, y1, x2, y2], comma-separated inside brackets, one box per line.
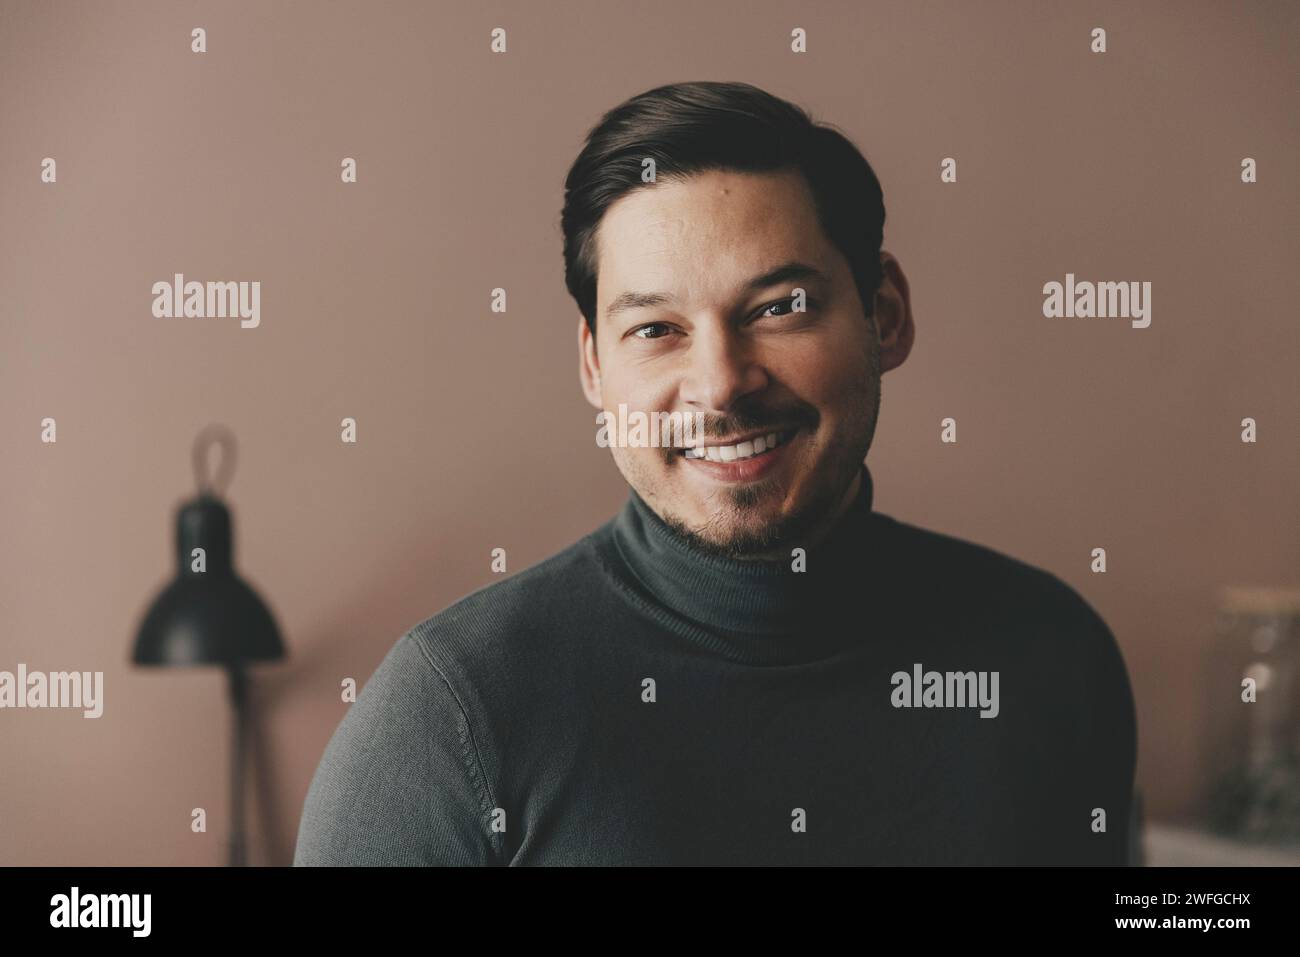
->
[1205, 586, 1300, 846]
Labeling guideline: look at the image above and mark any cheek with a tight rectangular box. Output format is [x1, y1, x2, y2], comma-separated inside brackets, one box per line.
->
[603, 368, 673, 415]
[776, 335, 874, 422]
[608, 444, 632, 473]
[774, 338, 853, 400]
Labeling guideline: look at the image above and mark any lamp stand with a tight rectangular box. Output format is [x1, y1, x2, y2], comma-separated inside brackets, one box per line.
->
[227, 663, 248, 867]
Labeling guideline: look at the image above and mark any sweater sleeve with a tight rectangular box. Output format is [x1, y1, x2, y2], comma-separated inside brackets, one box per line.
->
[293, 632, 501, 866]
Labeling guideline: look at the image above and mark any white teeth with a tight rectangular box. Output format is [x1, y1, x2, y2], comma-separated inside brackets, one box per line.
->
[682, 430, 791, 463]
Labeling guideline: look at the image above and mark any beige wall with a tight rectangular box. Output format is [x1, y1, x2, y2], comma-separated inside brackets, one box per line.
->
[1, 0, 1296, 864]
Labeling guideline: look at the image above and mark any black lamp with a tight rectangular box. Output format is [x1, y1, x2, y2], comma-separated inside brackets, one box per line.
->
[132, 424, 285, 866]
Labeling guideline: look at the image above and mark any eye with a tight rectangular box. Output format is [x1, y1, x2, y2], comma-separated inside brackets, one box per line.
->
[757, 296, 809, 320]
[631, 322, 672, 340]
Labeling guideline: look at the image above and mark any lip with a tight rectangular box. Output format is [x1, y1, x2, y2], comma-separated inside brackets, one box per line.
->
[679, 428, 798, 482]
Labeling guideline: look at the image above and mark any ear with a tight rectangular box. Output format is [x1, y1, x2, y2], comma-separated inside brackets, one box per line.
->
[872, 251, 915, 373]
[577, 314, 603, 408]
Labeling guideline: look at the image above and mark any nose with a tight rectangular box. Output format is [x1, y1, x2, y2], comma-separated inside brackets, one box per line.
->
[677, 318, 768, 413]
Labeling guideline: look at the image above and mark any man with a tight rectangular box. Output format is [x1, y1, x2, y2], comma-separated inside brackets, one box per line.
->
[294, 80, 1137, 866]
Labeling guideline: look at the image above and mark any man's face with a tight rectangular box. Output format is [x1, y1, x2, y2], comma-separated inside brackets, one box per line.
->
[579, 168, 890, 559]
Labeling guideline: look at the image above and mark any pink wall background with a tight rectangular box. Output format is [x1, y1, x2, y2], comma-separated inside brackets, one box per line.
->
[1, 0, 1296, 864]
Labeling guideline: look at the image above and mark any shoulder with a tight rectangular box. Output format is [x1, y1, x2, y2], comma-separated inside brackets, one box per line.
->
[876, 511, 1113, 627]
[403, 531, 604, 676]
[873, 512, 1133, 690]
[293, 631, 499, 865]
[875, 512, 1136, 784]
[294, 534, 605, 866]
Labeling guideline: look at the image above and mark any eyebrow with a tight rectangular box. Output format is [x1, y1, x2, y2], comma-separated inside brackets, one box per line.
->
[604, 261, 832, 321]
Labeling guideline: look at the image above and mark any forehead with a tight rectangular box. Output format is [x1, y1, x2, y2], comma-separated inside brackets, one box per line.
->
[593, 168, 833, 307]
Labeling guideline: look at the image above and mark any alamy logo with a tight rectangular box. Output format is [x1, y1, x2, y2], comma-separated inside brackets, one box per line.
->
[891, 663, 1000, 718]
[151, 273, 260, 328]
[596, 404, 705, 449]
[50, 887, 151, 937]
[1042, 272, 1151, 328]
[0, 664, 103, 718]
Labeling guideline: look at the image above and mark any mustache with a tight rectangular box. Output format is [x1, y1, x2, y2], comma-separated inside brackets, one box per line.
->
[693, 403, 817, 440]
[654, 402, 819, 462]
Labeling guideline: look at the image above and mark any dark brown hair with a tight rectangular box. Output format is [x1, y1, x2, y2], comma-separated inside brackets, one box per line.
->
[561, 80, 887, 336]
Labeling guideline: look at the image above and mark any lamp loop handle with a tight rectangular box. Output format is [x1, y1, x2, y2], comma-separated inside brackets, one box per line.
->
[192, 424, 237, 496]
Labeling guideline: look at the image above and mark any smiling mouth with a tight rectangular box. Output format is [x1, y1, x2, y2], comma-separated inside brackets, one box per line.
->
[680, 430, 795, 462]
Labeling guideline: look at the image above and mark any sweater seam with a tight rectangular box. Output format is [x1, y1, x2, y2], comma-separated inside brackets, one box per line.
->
[408, 631, 506, 866]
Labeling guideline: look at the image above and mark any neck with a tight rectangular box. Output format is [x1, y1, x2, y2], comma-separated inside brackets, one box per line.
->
[601, 463, 885, 662]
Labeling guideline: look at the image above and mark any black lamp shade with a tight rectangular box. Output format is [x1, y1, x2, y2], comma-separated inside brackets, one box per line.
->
[133, 495, 284, 666]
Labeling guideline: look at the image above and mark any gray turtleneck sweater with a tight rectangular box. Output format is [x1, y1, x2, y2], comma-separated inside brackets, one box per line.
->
[293, 465, 1137, 865]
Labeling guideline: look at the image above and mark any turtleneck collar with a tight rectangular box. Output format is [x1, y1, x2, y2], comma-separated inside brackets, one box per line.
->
[597, 463, 887, 664]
